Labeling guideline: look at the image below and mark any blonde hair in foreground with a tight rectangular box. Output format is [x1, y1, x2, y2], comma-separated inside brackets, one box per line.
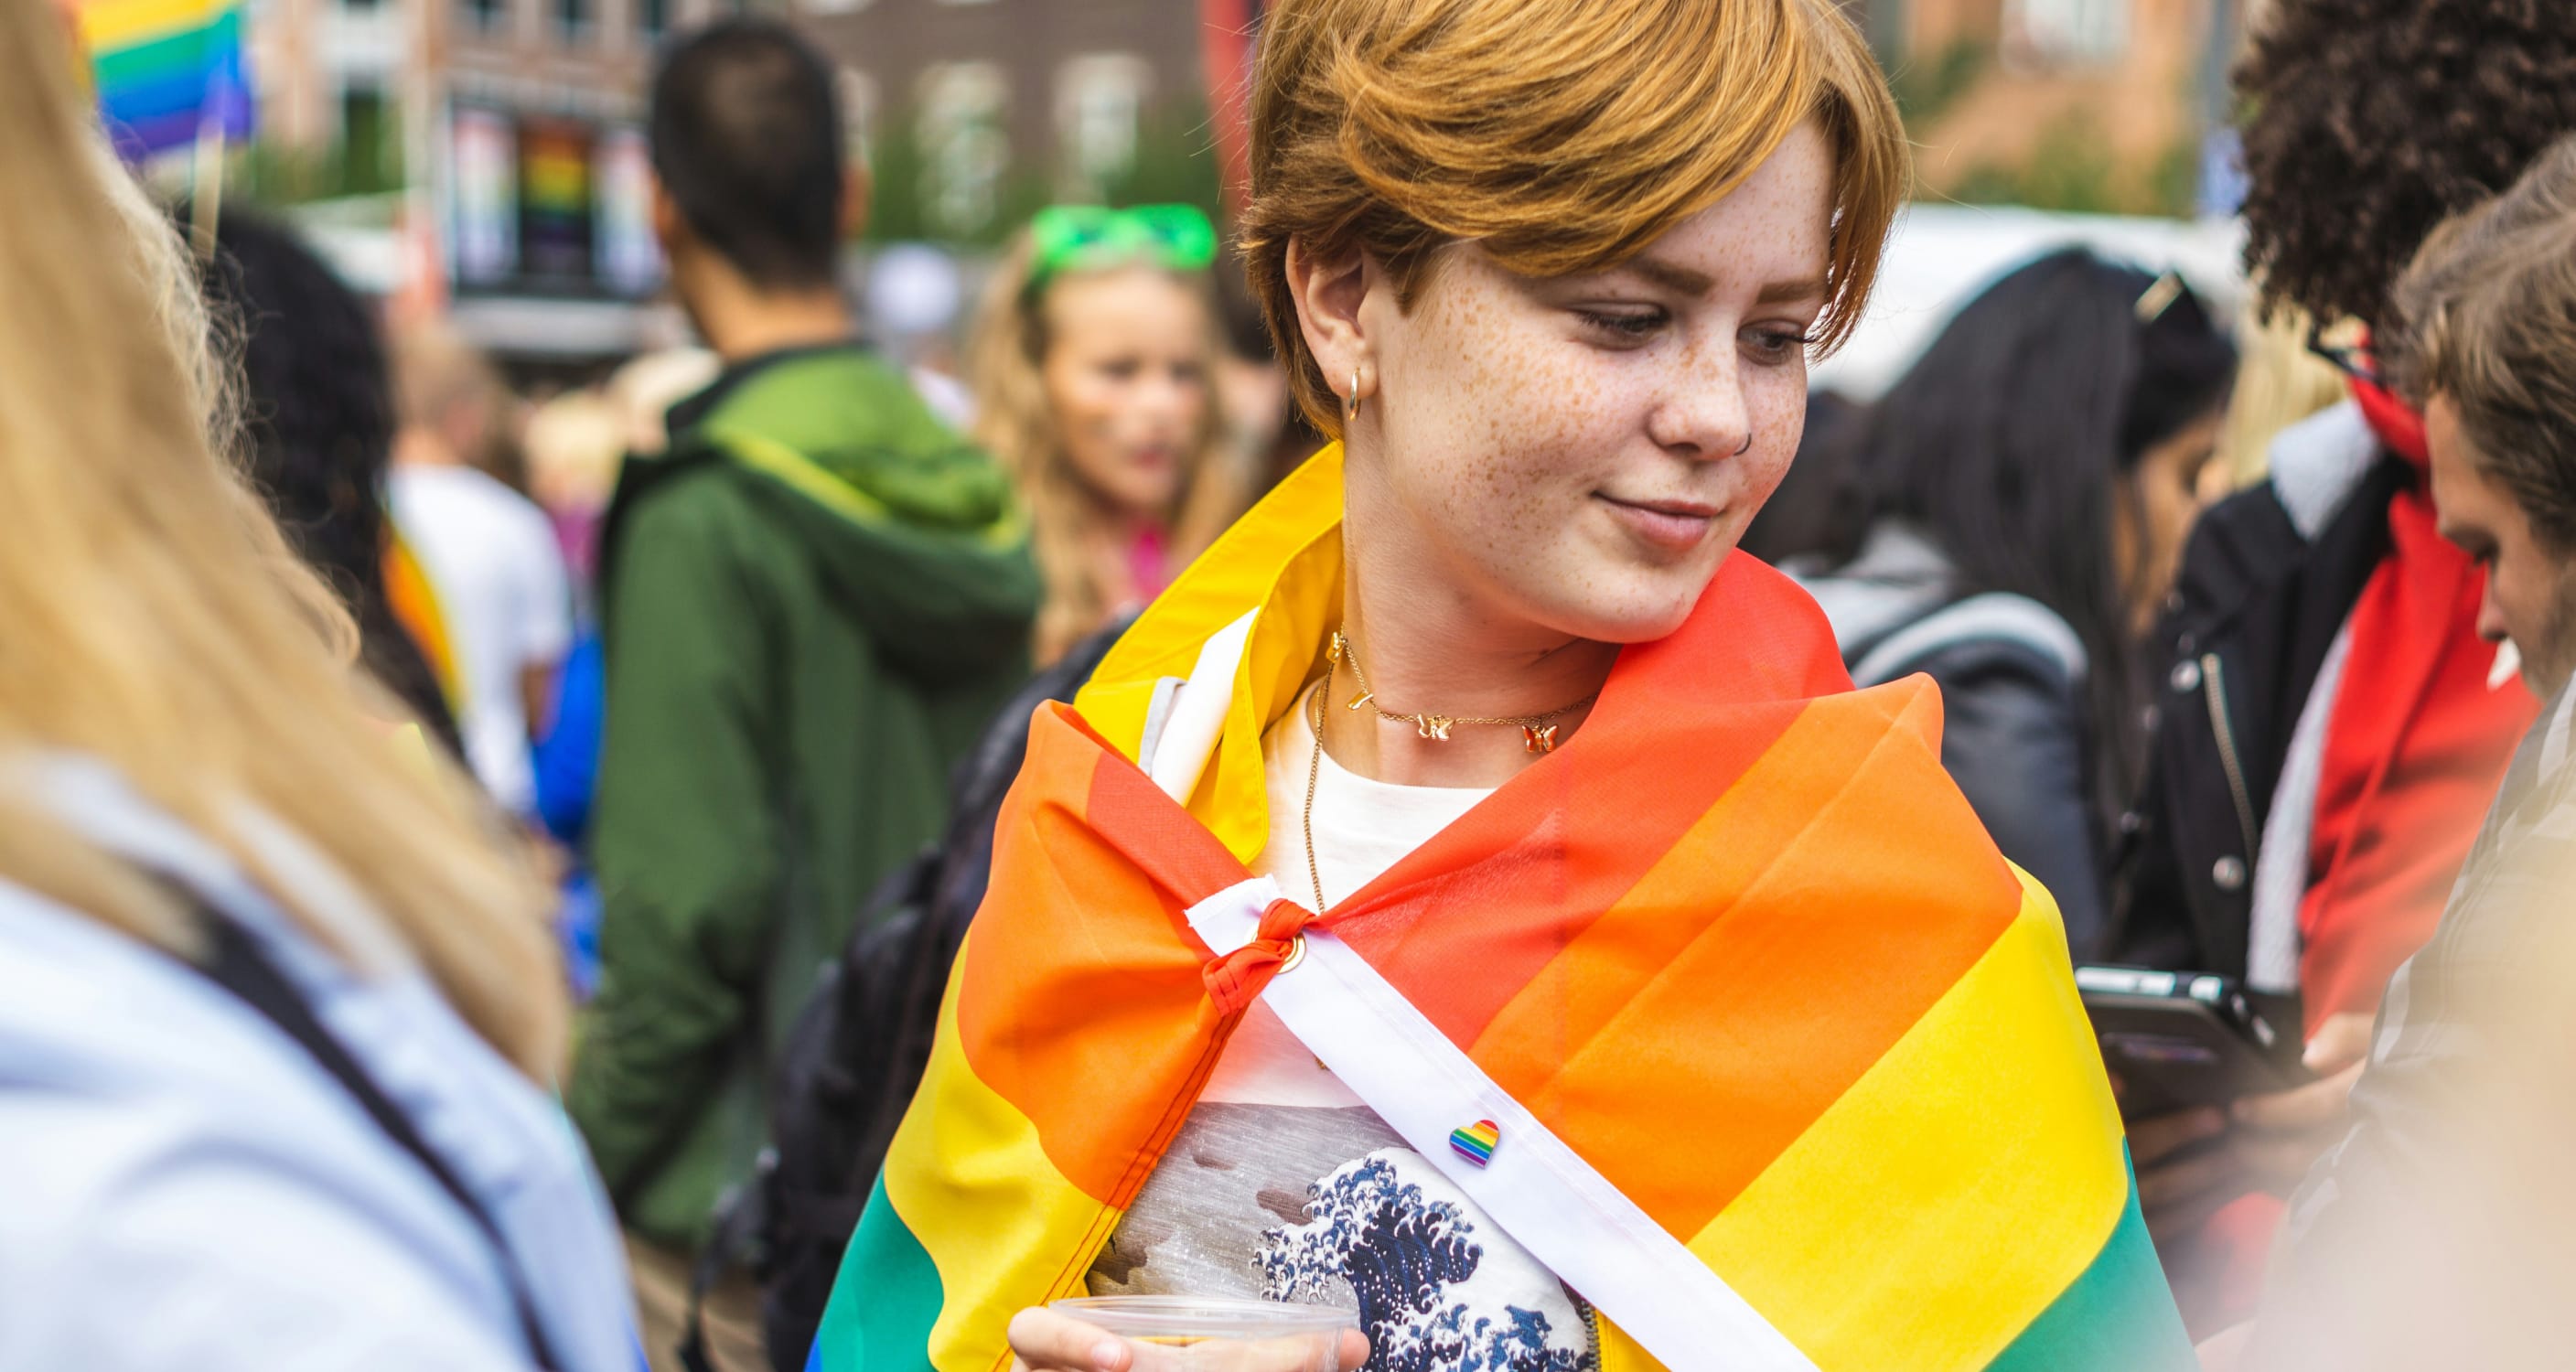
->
[0, 4, 564, 1078]
[1240, 0, 1909, 436]
[971, 236, 1242, 664]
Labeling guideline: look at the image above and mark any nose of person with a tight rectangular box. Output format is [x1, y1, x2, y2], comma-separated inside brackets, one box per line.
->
[1132, 364, 1197, 434]
[2477, 573, 2512, 646]
[1646, 344, 1752, 461]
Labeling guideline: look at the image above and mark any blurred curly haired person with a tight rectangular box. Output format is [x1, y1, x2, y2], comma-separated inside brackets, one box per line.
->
[2106, 0, 2576, 1332]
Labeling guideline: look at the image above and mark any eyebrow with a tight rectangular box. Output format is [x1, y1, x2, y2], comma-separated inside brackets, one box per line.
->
[1626, 257, 1715, 296]
[1622, 256, 1826, 305]
[2438, 518, 2494, 554]
[1756, 275, 1829, 305]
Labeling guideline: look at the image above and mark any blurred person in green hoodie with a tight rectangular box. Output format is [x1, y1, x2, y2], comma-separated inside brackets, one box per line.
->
[564, 18, 1040, 1371]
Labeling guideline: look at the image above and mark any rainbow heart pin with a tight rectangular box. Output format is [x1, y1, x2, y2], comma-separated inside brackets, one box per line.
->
[1449, 1119, 1500, 1168]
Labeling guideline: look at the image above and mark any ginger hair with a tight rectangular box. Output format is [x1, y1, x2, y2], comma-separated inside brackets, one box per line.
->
[1238, 0, 1909, 436]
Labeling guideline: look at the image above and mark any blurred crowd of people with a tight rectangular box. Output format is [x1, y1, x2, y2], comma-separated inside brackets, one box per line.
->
[7, 0, 2576, 1368]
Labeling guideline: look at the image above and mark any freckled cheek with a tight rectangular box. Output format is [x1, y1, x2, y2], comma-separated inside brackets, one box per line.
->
[1458, 340, 1604, 480]
[1732, 374, 1805, 498]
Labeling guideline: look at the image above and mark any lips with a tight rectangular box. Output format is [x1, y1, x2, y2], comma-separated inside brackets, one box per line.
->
[1595, 493, 1720, 552]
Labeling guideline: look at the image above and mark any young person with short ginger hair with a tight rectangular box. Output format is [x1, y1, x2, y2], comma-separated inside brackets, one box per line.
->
[808, 3, 2197, 1371]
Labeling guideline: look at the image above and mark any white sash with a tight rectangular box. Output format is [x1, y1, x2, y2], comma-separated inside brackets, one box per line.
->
[1148, 616, 1814, 1372]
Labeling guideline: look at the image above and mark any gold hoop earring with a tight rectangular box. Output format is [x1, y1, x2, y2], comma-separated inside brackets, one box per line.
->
[1349, 369, 1363, 418]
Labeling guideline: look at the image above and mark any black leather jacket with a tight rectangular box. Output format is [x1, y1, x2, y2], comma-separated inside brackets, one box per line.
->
[2105, 405, 2405, 985]
[1913, 632, 2110, 953]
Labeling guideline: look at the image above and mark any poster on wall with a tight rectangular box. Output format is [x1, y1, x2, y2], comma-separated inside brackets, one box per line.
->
[596, 126, 660, 297]
[446, 101, 662, 299]
[451, 105, 517, 287]
[517, 117, 596, 285]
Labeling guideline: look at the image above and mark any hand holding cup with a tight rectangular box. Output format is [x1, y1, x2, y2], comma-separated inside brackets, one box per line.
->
[1010, 1297, 1368, 1372]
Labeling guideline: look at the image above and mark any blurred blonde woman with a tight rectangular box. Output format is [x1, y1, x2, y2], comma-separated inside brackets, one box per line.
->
[0, 7, 632, 1369]
[970, 204, 1243, 663]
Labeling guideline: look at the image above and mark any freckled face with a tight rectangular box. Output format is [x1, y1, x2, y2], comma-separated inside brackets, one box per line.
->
[1348, 121, 1835, 644]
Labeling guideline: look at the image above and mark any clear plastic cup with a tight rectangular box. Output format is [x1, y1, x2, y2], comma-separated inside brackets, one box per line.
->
[1046, 1295, 1362, 1371]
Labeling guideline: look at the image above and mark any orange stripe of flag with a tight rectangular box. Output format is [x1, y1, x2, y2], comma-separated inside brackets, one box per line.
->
[1330, 557, 1846, 1048]
[1479, 681, 2023, 1236]
[950, 709, 1249, 1207]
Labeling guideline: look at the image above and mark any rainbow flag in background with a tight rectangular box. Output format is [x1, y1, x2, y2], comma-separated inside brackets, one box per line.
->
[810, 446, 2195, 1372]
[78, 0, 255, 161]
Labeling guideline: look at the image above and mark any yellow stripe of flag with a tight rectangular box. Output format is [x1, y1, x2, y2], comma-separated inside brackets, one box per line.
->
[879, 933, 1120, 1372]
[1680, 871, 2128, 1370]
[78, 0, 224, 50]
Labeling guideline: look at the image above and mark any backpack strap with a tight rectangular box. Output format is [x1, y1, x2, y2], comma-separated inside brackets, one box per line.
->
[182, 905, 564, 1372]
[1847, 591, 2088, 691]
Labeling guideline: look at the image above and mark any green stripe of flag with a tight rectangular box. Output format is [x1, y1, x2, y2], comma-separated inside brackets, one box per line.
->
[91, 25, 219, 91]
[809, 1172, 947, 1372]
[1985, 1150, 2197, 1371]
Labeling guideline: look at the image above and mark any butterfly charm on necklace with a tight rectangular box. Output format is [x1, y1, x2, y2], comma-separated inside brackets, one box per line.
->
[1412, 714, 1454, 741]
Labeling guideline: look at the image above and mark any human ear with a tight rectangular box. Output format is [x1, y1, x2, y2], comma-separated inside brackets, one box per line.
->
[1283, 236, 1377, 408]
[649, 179, 688, 257]
[840, 162, 872, 241]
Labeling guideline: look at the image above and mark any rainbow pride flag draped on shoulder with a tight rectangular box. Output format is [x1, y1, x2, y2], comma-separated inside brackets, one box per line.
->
[810, 446, 2191, 1372]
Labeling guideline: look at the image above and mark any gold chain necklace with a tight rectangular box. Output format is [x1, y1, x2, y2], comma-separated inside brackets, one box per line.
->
[1304, 661, 1334, 914]
[1328, 630, 1594, 754]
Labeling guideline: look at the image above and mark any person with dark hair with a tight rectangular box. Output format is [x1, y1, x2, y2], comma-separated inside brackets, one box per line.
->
[647, 16, 845, 293]
[2103, 0, 2576, 1334]
[1733, 389, 1862, 567]
[564, 17, 1040, 1372]
[1793, 249, 2237, 955]
[193, 208, 463, 756]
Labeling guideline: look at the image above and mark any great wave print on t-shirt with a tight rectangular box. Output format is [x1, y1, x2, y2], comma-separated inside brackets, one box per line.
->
[1260, 1149, 1588, 1372]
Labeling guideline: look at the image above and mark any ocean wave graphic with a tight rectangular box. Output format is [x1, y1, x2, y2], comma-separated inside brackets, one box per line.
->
[1259, 1150, 1588, 1372]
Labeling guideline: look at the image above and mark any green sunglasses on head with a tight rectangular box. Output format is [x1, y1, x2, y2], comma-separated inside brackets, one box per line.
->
[1026, 203, 1218, 292]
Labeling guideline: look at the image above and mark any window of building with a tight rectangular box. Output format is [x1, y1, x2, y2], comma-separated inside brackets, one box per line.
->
[460, 0, 505, 33]
[916, 61, 1009, 239]
[803, 0, 874, 14]
[2003, 0, 2127, 65]
[555, 0, 590, 47]
[339, 83, 390, 192]
[1055, 53, 1149, 201]
[837, 68, 880, 169]
[637, 0, 669, 40]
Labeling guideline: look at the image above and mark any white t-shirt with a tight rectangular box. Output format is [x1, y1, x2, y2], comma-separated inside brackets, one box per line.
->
[1089, 687, 1600, 1370]
[389, 465, 573, 816]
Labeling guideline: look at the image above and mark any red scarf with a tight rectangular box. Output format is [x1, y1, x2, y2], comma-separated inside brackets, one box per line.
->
[2295, 378, 2534, 1033]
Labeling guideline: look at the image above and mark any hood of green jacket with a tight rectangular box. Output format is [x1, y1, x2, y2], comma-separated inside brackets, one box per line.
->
[617, 346, 1040, 685]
